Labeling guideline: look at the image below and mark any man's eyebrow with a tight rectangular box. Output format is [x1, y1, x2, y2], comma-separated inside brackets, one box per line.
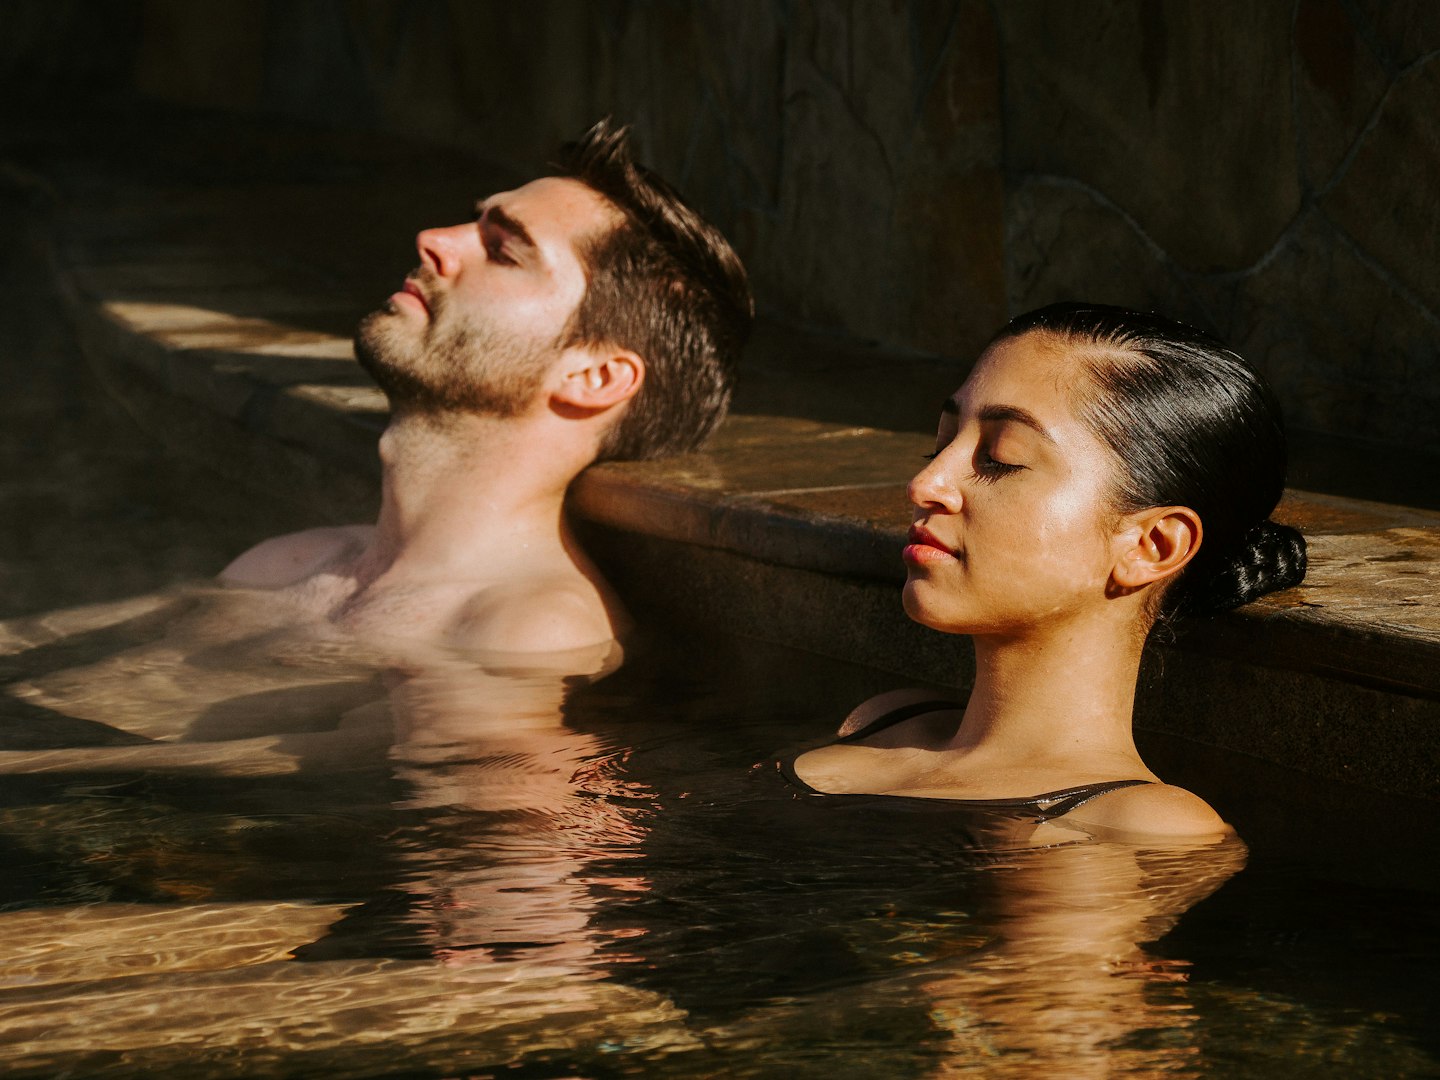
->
[474, 202, 538, 251]
[978, 403, 1057, 444]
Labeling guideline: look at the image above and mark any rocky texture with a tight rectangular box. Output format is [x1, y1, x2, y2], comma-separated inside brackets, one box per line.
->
[0, 9, 1414, 451]
[1000, 2, 1302, 274]
[12, 0, 1437, 464]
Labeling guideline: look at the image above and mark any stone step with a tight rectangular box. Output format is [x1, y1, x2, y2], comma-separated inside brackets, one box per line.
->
[7, 108, 1437, 802]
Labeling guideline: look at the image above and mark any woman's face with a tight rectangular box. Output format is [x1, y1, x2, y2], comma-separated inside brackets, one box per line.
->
[902, 330, 1130, 637]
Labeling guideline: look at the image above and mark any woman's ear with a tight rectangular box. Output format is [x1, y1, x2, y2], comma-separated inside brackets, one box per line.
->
[1111, 506, 1203, 591]
[553, 347, 644, 412]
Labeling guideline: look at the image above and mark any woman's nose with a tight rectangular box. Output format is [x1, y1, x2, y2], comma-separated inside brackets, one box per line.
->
[908, 457, 962, 513]
[416, 224, 468, 278]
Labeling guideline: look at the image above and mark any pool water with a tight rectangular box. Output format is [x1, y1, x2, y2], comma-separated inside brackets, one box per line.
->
[2, 185, 1438, 1079]
[2, 618, 1438, 1079]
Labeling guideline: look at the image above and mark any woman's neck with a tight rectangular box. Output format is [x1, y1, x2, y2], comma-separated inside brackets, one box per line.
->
[951, 613, 1148, 765]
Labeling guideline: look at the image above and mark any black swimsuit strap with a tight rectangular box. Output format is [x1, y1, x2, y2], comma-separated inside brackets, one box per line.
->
[1023, 778, 1153, 819]
[835, 699, 961, 743]
[783, 699, 1154, 816]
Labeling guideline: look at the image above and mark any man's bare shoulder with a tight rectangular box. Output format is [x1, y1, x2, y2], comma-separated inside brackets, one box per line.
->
[219, 526, 374, 589]
[451, 579, 619, 662]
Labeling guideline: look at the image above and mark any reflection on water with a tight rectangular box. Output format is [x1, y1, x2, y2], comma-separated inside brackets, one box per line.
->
[1, 604, 1438, 1078]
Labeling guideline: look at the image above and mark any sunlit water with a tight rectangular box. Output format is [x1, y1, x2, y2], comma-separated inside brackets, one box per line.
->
[1, 613, 1438, 1079]
[1, 184, 1437, 1079]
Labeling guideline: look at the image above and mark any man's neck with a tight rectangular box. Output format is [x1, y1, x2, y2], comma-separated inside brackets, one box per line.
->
[355, 408, 590, 587]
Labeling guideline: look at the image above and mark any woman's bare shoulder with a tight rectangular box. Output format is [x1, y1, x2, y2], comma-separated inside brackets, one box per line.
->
[1062, 782, 1232, 840]
[837, 687, 960, 737]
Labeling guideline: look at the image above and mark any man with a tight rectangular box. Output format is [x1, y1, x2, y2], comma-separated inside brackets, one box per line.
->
[1, 119, 749, 761]
[220, 119, 752, 661]
[0, 126, 747, 1001]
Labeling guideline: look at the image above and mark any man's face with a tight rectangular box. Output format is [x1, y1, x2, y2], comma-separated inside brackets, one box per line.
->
[355, 177, 619, 417]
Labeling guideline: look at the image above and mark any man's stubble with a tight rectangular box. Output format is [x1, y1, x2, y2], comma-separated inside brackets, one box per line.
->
[354, 271, 558, 419]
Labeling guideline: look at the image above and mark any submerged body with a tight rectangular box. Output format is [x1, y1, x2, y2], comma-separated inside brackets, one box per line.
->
[220, 507, 624, 665]
[791, 691, 1223, 840]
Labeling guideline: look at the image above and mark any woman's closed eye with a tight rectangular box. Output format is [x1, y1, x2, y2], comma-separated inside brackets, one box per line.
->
[920, 446, 1025, 482]
[973, 448, 1024, 483]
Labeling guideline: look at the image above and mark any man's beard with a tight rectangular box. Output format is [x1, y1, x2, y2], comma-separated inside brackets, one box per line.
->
[354, 277, 557, 418]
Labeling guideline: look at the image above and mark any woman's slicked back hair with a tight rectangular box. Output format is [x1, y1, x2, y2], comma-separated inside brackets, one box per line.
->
[995, 302, 1306, 618]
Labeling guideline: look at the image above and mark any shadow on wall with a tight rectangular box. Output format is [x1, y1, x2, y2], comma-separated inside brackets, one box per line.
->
[5, 0, 1438, 493]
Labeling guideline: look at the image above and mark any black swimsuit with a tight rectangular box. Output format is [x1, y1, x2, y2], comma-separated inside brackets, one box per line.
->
[779, 699, 1153, 822]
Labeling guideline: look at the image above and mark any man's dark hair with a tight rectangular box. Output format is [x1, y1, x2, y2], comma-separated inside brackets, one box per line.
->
[555, 119, 753, 461]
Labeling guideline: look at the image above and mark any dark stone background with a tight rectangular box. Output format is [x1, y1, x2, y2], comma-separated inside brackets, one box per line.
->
[5, 0, 1437, 457]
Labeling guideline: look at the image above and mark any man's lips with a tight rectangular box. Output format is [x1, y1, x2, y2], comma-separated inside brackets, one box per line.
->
[394, 278, 430, 315]
[903, 523, 959, 565]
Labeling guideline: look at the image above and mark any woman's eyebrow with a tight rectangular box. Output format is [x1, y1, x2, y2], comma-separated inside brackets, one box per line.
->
[978, 403, 1057, 445]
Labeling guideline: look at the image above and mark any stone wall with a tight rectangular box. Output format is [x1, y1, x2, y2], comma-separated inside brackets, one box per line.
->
[999, 2, 1440, 456]
[8, 0, 1438, 452]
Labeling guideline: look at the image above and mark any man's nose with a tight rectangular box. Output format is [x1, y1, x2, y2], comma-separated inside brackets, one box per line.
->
[416, 224, 468, 278]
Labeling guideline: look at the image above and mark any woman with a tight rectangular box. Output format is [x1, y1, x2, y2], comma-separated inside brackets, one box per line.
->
[787, 303, 1307, 838]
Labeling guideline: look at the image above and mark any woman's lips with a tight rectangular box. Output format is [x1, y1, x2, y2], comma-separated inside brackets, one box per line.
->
[903, 524, 959, 566]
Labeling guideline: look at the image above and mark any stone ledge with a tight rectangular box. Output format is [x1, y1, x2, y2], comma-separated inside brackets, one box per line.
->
[576, 453, 1440, 701]
[8, 116, 1439, 799]
[580, 526, 1440, 803]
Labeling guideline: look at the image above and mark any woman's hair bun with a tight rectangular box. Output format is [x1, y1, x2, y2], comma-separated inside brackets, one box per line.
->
[1185, 520, 1307, 616]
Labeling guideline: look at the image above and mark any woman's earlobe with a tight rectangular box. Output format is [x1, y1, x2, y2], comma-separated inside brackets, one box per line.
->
[1112, 506, 1202, 590]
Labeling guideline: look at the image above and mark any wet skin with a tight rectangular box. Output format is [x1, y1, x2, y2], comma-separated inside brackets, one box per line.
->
[4, 177, 640, 753]
[793, 332, 1228, 840]
[225, 175, 633, 660]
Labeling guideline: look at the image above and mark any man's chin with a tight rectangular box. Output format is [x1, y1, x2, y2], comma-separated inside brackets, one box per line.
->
[356, 304, 400, 338]
[357, 325, 420, 394]
[355, 311, 415, 363]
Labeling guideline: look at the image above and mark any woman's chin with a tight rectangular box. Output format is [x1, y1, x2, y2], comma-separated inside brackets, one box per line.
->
[901, 583, 964, 633]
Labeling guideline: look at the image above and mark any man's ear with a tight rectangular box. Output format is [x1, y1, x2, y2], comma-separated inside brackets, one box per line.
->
[553, 347, 644, 412]
[1111, 506, 1203, 591]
